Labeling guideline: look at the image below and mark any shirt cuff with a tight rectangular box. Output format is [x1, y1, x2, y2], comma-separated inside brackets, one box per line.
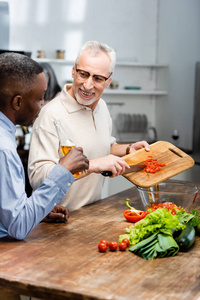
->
[47, 163, 74, 193]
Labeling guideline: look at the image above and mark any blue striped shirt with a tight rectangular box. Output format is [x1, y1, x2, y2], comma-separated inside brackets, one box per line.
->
[0, 112, 74, 240]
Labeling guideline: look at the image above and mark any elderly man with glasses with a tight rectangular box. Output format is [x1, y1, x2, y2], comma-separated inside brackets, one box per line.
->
[28, 41, 150, 211]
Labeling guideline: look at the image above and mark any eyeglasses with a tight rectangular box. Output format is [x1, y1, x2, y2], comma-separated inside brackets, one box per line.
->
[75, 64, 112, 85]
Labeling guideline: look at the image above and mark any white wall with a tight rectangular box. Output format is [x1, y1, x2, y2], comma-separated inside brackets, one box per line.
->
[6, 0, 157, 61]
[2, 0, 159, 131]
[0, 1, 9, 48]
[157, 0, 200, 150]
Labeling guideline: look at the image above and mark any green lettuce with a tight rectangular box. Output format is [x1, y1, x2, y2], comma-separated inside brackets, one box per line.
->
[119, 208, 185, 245]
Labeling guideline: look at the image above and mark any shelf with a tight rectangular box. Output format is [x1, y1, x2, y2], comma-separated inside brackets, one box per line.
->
[34, 58, 168, 97]
[103, 89, 167, 96]
[106, 102, 124, 106]
[34, 58, 167, 68]
[34, 58, 74, 65]
[116, 62, 168, 68]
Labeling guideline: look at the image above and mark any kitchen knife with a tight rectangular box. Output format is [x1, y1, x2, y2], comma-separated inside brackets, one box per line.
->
[101, 163, 145, 177]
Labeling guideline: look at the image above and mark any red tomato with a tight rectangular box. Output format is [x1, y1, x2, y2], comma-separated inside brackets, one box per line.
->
[119, 242, 127, 251]
[98, 242, 107, 252]
[122, 238, 130, 246]
[100, 239, 109, 246]
[109, 241, 118, 251]
[148, 202, 184, 215]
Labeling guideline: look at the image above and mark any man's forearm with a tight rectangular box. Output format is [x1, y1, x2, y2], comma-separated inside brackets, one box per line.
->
[110, 143, 128, 156]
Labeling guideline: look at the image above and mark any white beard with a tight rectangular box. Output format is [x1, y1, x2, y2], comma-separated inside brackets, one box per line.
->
[75, 91, 98, 106]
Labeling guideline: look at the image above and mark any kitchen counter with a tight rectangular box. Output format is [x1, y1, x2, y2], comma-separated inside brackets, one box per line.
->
[0, 180, 200, 300]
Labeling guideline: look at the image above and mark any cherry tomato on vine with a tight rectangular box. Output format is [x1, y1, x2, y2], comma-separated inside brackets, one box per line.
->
[100, 239, 109, 246]
[98, 242, 107, 252]
[122, 238, 130, 246]
[119, 242, 127, 251]
[109, 241, 118, 251]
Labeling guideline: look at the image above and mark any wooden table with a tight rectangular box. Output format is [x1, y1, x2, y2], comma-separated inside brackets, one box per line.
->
[0, 180, 200, 300]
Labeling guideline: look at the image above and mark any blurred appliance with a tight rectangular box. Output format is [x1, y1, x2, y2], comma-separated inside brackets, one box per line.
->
[0, 2, 9, 49]
[0, 50, 31, 57]
[0, 2, 31, 57]
[115, 113, 157, 144]
[192, 62, 200, 163]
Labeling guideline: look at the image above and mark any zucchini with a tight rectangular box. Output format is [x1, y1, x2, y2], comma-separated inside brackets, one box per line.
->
[195, 224, 200, 236]
[176, 223, 195, 251]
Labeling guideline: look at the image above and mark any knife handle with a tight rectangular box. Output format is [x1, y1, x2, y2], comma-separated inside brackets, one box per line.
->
[101, 171, 113, 177]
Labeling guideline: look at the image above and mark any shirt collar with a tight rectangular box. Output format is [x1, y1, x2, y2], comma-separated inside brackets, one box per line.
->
[60, 84, 86, 113]
[60, 84, 100, 114]
[0, 112, 16, 135]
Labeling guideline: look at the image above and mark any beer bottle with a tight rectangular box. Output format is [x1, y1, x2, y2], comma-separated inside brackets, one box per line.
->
[54, 119, 87, 178]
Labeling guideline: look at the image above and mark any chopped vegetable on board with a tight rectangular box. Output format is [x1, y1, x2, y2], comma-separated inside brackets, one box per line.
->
[144, 156, 166, 173]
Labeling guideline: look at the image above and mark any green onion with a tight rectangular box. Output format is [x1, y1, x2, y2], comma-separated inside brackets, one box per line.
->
[129, 231, 179, 260]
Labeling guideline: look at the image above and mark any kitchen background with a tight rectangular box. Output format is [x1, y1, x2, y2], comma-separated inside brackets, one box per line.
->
[0, 0, 200, 197]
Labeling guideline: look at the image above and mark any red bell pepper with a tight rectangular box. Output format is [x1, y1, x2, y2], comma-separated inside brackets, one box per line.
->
[123, 198, 149, 223]
[144, 156, 166, 173]
[123, 209, 149, 222]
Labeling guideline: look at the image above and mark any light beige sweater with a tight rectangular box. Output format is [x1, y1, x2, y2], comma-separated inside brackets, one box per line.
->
[28, 85, 116, 211]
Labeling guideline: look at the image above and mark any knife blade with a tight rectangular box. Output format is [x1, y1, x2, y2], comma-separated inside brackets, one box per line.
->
[101, 162, 145, 177]
[123, 163, 145, 174]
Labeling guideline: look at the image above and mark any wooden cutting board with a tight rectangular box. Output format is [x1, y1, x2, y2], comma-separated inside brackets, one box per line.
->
[122, 141, 194, 188]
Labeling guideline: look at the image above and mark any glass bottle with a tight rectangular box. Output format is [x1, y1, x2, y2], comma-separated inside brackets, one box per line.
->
[37, 50, 46, 58]
[56, 50, 65, 59]
[54, 119, 87, 178]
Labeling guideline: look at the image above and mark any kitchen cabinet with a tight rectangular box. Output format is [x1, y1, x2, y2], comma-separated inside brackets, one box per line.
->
[105, 61, 168, 96]
[102, 61, 168, 143]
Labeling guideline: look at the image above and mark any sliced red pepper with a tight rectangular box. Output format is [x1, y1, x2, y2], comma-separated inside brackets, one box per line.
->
[123, 198, 149, 223]
[123, 209, 149, 222]
[143, 156, 166, 173]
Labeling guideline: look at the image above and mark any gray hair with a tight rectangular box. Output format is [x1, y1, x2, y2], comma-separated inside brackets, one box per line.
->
[75, 41, 116, 73]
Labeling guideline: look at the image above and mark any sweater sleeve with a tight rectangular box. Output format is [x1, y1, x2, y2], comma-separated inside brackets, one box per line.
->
[28, 125, 61, 190]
